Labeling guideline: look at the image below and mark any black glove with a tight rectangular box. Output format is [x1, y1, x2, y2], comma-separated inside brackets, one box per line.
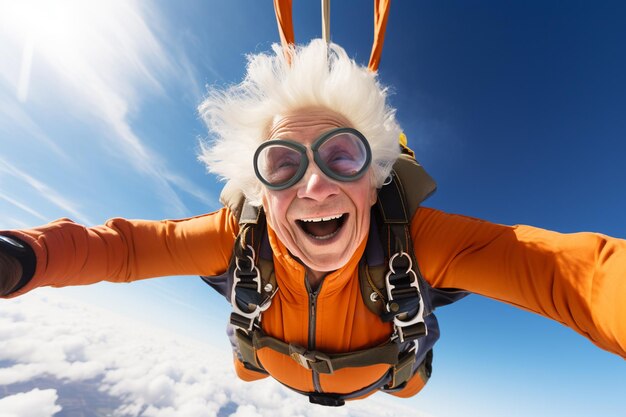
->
[0, 250, 22, 296]
[0, 235, 35, 296]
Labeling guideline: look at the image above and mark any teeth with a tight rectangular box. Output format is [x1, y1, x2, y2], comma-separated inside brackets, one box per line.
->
[299, 214, 343, 223]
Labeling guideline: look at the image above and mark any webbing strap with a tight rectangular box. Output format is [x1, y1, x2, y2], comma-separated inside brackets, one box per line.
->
[235, 329, 264, 370]
[321, 0, 331, 44]
[390, 348, 416, 389]
[253, 331, 400, 374]
[374, 167, 431, 343]
[272, 0, 391, 71]
[228, 209, 277, 333]
[368, 0, 391, 72]
[273, 0, 294, 63]
[377, 176, 409, 225]
[235, 329, 416, 389]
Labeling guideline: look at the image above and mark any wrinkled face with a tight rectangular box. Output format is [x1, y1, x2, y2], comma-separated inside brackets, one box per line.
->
[261, 108, 378, 277]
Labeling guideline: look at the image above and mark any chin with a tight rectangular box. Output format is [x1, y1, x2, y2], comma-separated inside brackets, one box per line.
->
[300, 245, 353, 271]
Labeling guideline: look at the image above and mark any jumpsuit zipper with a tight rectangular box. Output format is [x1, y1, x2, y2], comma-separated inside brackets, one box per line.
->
[305, 274, 323, 393]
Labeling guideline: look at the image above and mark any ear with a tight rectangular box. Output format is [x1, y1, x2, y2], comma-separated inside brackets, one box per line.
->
[261, 192, 274, 227]
[369, 183, 378, 206]
[367, 169, 378, 206]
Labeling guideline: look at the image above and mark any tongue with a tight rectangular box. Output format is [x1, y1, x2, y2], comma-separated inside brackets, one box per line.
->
[302, 219, 340, 238]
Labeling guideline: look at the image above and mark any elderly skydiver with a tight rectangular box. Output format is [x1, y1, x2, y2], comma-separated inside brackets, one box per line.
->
[1, 40, 625, 406]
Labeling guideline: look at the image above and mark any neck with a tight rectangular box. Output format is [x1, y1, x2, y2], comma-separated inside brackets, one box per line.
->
[306, 268, 328, 292]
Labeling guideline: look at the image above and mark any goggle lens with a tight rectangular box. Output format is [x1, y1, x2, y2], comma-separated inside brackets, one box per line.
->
[316, 132, 369, 178]
[254, 128, 371, 190]
[257, 144, 305, 186]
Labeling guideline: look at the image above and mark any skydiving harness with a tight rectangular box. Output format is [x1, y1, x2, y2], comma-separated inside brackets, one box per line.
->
[202, 150, 467, 407]
[200, 2, 456, 407]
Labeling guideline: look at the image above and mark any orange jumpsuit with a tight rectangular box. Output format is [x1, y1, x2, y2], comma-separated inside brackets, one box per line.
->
[3, 207, 625, 397]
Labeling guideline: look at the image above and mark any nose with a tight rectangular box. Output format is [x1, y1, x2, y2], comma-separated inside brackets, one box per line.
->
[296, 160, 339, 201]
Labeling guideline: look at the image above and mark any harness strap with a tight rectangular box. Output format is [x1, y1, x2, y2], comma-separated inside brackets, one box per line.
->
[321, 0, 330, 44]
[391, 347, 418, 389]
[369, 0, 391, 72]
[302, 371, 391, 407]
[272, 0, 294, 63]
[374, 167, 430, 343]
[272, 0, 391, 71]
[235, 329, 417, 389]
[286, 348, 433, 407]
[256, 332, 400, 373]
[228, 204, 277, 333]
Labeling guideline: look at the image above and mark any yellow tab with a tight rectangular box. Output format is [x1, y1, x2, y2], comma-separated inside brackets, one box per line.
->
[399, 132, 408, 147]
[398, 132, 415, 158]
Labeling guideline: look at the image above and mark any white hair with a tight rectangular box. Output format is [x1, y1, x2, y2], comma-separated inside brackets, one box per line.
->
[198, 39, 402, 206]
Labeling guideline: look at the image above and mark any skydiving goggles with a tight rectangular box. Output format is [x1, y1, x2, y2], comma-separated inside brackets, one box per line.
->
[253, 127, 372, 191]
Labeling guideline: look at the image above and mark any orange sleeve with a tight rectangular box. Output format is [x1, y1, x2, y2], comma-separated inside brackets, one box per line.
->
[3, 208, 239, 298]
[412, 207, 626, 358]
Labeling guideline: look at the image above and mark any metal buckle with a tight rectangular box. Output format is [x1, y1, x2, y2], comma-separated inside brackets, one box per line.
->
[289, 345, 334, 374]
[230, 245, 273, 332]
[385, 251, 427, 343]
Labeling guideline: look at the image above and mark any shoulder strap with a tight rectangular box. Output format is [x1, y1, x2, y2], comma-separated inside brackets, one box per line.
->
[391, 154, 437, 216]
[229, 205, 278, 333]
[360, 154, 468, 313]
[202, 185, 277, 332]
[219, 181, 260, 222]
[359, 153, 437, 342]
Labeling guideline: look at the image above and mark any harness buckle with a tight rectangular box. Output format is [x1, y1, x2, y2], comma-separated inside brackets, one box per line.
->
[288, 345, 334, 374]
[385, 251, 427, 343]
[230, 245, 273, 332]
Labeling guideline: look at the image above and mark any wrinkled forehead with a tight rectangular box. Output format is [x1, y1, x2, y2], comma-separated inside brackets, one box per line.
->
[265, 107, 354, 145]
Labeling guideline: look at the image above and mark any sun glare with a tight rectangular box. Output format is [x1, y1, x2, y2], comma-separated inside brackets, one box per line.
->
[2, 0, 142, 102]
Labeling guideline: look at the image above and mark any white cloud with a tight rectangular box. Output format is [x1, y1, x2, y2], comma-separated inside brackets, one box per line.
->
[0, 293, 430, 417]
[0, 388, 62, 417]
[231, 405, 264, 417]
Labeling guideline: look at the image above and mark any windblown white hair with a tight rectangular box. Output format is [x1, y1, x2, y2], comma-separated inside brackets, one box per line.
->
[198, 39, 402, 205]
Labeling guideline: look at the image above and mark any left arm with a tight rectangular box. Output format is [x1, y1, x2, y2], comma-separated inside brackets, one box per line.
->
[412, 207, 626, 358]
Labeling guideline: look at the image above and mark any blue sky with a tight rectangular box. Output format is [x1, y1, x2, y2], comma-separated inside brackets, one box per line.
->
[1, 1, 625, 416]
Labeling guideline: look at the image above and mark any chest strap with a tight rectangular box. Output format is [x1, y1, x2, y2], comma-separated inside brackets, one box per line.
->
[373, 164, 430, 344]
[234, 328, 418, 391]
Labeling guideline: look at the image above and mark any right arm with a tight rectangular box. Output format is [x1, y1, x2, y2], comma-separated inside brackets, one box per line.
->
[1, 207, 239, 298]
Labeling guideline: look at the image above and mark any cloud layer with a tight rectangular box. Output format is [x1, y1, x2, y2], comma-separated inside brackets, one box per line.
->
[0, 293, 429, 417]
[0, 389, 61, 417]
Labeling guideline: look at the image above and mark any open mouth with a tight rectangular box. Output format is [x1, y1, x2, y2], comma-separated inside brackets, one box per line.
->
[297, 214, 347, 240]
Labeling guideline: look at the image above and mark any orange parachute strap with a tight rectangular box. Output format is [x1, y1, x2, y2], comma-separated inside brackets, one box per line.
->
[272, 0, 391, 72]
[368, 0, 391, 72]
[273, 0, 295, 63]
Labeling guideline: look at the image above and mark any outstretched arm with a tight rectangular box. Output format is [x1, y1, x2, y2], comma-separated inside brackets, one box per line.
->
[412, 207, 626, 358]
[1, 208, 238, 298]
